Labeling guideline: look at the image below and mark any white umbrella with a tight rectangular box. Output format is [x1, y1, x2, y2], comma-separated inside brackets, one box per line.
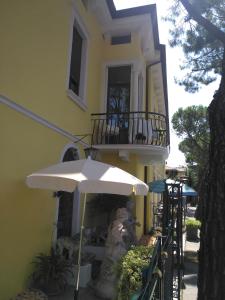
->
[26, 157, 148, 299]
[26, 157, 148, 195]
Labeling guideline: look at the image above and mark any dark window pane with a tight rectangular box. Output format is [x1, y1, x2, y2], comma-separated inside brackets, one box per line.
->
[62, 148, 79, 162]
[111, 34, 131, 45]
[57, 192, 73, 238]
[107, 66, 131, 128]
[57, 148, 79, 238]
[108, 66, 131, 85]
[69, 27, 83, 95]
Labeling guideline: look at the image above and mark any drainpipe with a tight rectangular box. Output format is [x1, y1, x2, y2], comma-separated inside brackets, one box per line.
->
[144, 61, 160, 234]
[145, 50, 170, 146]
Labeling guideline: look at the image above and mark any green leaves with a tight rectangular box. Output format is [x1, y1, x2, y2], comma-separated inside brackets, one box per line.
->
[185, 218, 201, 229]
[117, 245, 154, 300]
[172, 105, 209, 187]
[31, 248, 72, 292]
[166, 0, 225, 92]
[172, 105, 209, 138]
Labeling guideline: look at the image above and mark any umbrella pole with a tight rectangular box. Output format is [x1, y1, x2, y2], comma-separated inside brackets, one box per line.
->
[74, 193, 87, 300]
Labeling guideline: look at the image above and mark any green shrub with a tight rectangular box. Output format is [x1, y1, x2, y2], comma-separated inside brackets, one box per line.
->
[31, 248, 72, 295]
[117, 245, 154, 300]
[185, 218, 201, 229]
[186, 218, 201, 241]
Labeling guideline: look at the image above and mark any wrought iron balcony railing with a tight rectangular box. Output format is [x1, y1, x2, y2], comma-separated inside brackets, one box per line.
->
[91, 111, 169, 147]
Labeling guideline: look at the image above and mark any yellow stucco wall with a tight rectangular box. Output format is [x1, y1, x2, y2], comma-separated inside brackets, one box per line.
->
[0, 106, 66, 298]
[102, 33, 142, 62]
[0, 0, 104, 298]
[0, 0, 163, 298]
[0, 0, 104, 134]
[146, 166, 154, 231]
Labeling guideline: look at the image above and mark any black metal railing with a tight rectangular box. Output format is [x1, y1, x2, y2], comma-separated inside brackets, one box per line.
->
[91, 112, 169, 147]
[139, 230, 173, 300]
[138, 182, 185, 300]
[139, 238, 162, 300]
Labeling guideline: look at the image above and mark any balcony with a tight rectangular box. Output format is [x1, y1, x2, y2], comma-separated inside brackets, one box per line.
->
[91, 111, 169, 164]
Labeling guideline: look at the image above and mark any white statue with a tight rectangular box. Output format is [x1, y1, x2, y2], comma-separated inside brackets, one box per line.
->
[95, 207, 135, 299]
[105, 208, 129, 260]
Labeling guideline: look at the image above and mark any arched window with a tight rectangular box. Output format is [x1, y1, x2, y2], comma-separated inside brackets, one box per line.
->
[57, 147, 79, 238]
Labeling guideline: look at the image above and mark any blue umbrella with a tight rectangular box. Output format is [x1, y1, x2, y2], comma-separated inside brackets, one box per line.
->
[148, 180, 197, 197]
[148, 180, 166, 193]
[182, 184, 198, 197]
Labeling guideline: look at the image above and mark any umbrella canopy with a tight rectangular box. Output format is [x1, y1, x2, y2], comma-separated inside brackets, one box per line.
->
[26, 157, 149, 196]
[148, 179, 166, 193]
[148, 179, 197, 197]
[26, 158, 148, 300]
[182, 184, 198, 197]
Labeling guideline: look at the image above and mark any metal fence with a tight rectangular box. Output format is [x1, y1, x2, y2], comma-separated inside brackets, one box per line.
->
[137, 182, 185, 300]
[91, 111, 169, 147]
[138, 230, 173, 300]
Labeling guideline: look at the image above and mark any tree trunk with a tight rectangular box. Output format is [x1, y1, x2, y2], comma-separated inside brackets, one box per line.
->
[195, 165, 209, 222]
[198, 49, 225, 299]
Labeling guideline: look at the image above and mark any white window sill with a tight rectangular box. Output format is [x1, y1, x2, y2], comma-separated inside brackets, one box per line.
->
[67, 89, 87, 111]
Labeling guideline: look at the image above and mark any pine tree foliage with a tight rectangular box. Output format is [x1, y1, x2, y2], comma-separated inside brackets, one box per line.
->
[165, 0, 225, 92]
[172, 105, 209, 187]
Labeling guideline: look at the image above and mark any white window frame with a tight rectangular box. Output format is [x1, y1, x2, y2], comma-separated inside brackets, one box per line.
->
[67, 7, 89, 111]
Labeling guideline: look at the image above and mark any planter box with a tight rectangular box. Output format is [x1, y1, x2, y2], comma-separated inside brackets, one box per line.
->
[67, 263, 92, 288]
[186, 227, 199, 241]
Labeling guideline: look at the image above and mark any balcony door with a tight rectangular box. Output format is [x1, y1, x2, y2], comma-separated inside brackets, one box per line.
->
[107, 66, 131, 129]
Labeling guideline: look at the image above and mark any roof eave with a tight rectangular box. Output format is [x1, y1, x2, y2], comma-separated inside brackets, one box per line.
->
[106, 0, 160, 50]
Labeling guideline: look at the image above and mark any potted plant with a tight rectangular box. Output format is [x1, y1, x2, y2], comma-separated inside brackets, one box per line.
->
[55, 234, 95, 288]
[186, 218, 201, 241]
[31, 248, 72, 296]
[117, 245, 154, 300]
[67, 250, 95, 288]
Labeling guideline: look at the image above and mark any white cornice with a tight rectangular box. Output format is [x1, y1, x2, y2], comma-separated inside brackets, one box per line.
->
[89, 0, 112, 25]
[92, 144, 169, 165]
[90, 0, 158, 61]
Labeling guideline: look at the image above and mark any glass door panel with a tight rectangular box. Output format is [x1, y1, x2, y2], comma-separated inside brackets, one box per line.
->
[107, 66, 131, 143]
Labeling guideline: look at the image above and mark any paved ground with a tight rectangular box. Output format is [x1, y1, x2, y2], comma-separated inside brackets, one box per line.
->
[183, 206, 199, 300]
[50, 284, 102, 300]
[183, 241, 199, 300]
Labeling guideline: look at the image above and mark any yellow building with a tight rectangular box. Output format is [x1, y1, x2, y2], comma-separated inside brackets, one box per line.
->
[0, 0, 169, 298]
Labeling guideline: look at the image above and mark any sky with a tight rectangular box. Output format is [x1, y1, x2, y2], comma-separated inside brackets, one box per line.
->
[114, 0, 220, 167]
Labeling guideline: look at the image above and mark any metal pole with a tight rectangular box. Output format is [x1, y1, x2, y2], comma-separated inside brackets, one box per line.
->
[74, 193, 87, 300]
